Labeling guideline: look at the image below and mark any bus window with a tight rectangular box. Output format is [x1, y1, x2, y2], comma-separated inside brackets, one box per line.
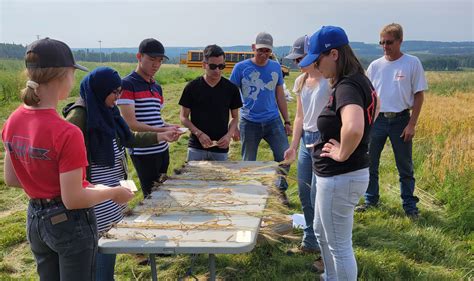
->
[190, 52, 202, 61]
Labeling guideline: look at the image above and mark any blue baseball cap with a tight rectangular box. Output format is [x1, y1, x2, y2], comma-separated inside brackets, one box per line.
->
[298, 26, 349, 68]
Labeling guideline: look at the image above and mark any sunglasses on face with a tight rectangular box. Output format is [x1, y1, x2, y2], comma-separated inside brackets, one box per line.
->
[294, 58, 302, 64]
[207, 63, 226, 70]
[111, 88, 123, 97]
[379, 40, 395, 46]
[256, 48, 272, 54]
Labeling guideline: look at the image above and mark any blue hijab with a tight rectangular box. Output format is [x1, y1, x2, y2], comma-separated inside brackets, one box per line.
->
[80, 67, 132, 167]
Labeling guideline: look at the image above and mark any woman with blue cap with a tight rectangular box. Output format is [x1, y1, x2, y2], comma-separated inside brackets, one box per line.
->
[298, 26, 379, 280]
[65, 66, 181, 280]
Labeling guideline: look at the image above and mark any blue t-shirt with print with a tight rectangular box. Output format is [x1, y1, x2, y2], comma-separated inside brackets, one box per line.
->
[230, 59, 284, 122]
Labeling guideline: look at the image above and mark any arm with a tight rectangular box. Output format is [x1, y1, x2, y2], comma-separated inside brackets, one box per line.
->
[275, 84, 292, 136]
[59, 168, 133, 210]
[4, 152, 22, 188]
[64, 107, 86, 134]
[401, 91, 424, 142]
[217, 108, 239, 149]
[284, 95, 304, 163]
[179, 106, 212, 147]
[119, 104, 172, 133]
[321, 104, 364, 162]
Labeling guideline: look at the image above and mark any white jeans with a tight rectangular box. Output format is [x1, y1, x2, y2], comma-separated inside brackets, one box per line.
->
[314, 168, 369, 281]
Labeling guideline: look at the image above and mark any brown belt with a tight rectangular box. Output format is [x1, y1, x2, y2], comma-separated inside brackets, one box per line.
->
[381, 109, 409, 118]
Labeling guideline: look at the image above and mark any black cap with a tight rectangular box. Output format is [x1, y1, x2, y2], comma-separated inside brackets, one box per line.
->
[25, 38, 88, 72]
[138, 38, 169, 59]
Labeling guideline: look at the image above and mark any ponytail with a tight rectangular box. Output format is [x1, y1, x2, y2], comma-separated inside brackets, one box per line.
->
[22, 52, 69, 106]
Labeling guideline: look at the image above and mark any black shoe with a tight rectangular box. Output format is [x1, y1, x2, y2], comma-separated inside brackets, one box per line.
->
[355, 203, 377, 212]
[278, 191, 290, 207]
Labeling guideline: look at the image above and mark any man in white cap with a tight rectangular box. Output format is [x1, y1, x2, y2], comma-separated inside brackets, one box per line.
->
[230, 32, 292, 206]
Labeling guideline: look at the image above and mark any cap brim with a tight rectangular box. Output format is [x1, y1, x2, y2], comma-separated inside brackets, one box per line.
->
[74, 63, 89, 72]
[298, 53, 318, 68]
[255, 44, 273, 50]
[146, 53, 169, 59]
[285, 53, 304, 60]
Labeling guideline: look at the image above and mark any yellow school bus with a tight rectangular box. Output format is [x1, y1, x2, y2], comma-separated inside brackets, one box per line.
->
[180, 50, 290, 77]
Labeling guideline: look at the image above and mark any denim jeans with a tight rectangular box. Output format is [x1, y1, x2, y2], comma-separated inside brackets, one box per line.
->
[187, 147, 228, 161]
[27, 201, 98, 281]
[314, 168, 368, 281]
[96, 252, 117, 281]
[366, 113, 419, 214]
[130, 149, 170, 197]
[297, 130, 320, 250]
[240, 117, 290, 191]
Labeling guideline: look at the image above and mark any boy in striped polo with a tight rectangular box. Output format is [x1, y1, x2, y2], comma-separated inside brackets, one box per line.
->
[118, 38, 180, 197]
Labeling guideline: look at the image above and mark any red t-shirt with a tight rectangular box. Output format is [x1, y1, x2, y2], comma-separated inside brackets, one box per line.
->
[2, 106, 89, 199]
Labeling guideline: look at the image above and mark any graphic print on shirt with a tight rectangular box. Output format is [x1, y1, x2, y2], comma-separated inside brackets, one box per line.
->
[5, 136, 50, 163]
[395, 70, 406, 81]
[240, 67, 279, 115]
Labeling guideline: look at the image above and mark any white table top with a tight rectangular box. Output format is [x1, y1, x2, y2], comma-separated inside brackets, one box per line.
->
[99, 161, 277, 254]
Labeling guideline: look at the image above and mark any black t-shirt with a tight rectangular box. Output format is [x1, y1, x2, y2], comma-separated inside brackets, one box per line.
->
[179, 76, 243, 153]
[313, 72, 377, 177]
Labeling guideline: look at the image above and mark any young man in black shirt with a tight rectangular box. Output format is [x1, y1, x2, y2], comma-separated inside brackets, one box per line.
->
[179, 44, 242, 161]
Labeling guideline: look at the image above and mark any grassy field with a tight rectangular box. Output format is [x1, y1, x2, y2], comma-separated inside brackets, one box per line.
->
[0, 59, 473, 280]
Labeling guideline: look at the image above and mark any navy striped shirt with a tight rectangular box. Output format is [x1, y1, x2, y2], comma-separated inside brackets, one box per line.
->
[89, 139, 127, 233]
[118, 71, 168, 155]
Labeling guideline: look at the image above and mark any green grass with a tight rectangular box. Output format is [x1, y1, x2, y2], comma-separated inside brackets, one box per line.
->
[0, 60, 473, 280]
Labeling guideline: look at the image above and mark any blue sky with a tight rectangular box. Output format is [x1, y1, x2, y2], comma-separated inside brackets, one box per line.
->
[1, 0, 473, 48]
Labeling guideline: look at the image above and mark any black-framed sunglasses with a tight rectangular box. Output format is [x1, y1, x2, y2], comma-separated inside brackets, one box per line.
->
[256, 48, 272, 54]
[111, 88, 123, 97]
[379, 40, 395, 46]
[208, 63, 226, 70]
[294, 57, 302, 64]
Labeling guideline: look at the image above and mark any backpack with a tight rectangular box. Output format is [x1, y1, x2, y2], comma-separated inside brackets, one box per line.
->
[62, 97, 86, 118]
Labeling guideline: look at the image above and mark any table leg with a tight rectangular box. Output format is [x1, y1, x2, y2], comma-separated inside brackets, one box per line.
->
[209, 254, 216, 281]
[150, 254, 158, 281]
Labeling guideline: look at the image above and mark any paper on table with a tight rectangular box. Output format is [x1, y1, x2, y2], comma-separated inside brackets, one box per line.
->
[178, 127, 189, 133]
[235, 230, 252, 243]
[120, 180, 138, 192]
[208, 140, 219, 147]
[94, 184, 110, 189]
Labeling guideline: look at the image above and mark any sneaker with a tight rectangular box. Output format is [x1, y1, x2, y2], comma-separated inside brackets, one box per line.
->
[286, 245, 320, 255]
[355, 203, 377, 213]
[406, 212, 419, 220]
[278, 191, 290, 207]
[312, 257, 325, 273]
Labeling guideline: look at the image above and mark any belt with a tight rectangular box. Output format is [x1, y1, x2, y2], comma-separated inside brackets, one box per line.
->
[30, 197, 63, 208]
[381, 109, 409, 118]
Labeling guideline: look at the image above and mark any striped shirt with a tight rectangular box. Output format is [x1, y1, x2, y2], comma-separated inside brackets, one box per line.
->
[118, 71, 168, 155]
[89, 139, 127, 233]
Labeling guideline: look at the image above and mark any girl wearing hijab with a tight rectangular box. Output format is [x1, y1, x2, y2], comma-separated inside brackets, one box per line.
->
[65, 66, 180, 280]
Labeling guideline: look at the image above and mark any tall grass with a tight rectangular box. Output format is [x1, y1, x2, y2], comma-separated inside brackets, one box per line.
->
[0, 59, 202, 104]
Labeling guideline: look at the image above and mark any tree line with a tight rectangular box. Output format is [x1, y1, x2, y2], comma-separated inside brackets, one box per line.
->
[1, 43, 473, 71]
